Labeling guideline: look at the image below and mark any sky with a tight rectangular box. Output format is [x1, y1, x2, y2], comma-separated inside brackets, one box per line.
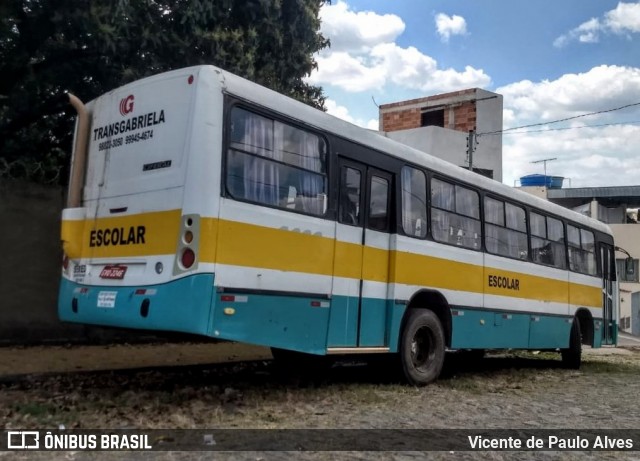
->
[306, 0, 640, 188]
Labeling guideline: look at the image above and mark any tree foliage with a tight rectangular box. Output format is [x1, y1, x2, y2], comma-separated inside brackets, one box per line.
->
[0, 0, 329, 184]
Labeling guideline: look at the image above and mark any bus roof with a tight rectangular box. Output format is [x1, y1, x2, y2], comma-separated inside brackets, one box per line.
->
[122, 65, 614, 237]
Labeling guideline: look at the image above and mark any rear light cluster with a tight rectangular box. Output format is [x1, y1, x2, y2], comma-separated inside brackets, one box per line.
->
[174, 214, 200, 274]
[182, 248, 195, 268]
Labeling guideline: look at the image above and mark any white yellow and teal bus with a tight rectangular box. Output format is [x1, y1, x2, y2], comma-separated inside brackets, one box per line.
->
[59, 65, 618, 385]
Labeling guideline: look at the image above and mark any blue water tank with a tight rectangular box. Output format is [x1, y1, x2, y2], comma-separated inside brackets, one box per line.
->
[549, 176, 564, 189]
[520, 174, 564, 189]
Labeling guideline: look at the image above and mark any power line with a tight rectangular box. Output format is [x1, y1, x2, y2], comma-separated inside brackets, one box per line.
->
[499, 119, 640, 136]
[478, 101, 640, 136]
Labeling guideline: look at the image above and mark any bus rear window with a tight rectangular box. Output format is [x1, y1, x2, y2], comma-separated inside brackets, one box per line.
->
[226, 107, 327, 216]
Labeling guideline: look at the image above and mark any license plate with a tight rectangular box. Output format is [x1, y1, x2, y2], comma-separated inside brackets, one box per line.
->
[99, 265, 127, 279]
[97, 291, 117, 308]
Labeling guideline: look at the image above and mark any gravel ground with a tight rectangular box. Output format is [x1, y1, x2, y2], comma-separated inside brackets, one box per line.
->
[1, 343, 639, 461]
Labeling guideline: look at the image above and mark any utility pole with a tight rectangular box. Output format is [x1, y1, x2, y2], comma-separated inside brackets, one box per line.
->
[467, 129, 476, 172]
[530, 157, 557, 178]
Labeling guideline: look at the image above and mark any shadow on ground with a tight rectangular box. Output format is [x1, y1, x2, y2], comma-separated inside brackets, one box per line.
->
[0, 350, 586, 392]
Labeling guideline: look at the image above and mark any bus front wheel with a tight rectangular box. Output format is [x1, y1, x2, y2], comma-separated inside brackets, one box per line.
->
[399, 309, 445, 386]
[561, 319, 582, 369]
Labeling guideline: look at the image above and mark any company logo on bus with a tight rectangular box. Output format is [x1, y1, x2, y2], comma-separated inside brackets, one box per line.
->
[119, 95, 135, 116]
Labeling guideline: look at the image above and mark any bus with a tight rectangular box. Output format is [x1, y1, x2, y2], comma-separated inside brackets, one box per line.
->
[59, 65, 618, 385]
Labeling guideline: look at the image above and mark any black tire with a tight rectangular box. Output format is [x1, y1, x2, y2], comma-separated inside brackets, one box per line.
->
[561, 319, 582, 369]
[399, 309, 446, 386]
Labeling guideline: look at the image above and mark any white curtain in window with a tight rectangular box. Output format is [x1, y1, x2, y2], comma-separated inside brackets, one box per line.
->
[298, 131, 324, 213]
[242, 114, 281, 205]
[431, 180, 454, 211]
[401, 168, 413, 234]
[455, 186, 479, 219]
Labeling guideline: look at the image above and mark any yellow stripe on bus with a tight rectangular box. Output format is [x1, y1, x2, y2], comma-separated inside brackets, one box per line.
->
[62, 210, 181, 259]
[214, 219, 335, 275]
[61, 219, 86, 259]
[483, 266, 569, 304]
[569, 283, 602, 308]
[333, 241, 363, 280]
[395, 251, 484, 293]
[62, 212, 602, 308]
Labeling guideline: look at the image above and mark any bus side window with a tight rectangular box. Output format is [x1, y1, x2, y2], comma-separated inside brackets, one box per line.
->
[368, 175, 389, 232]
[484, 197, 528, 259]
[531, 212, 566, 269]
[431, 178, 480, 249]
[339, 167, 361, 226]
[227, 107, 328, 216]
[401, 166, 427, 238]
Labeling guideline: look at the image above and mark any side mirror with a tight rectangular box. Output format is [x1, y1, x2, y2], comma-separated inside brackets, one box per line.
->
[625, 257, 635, 275]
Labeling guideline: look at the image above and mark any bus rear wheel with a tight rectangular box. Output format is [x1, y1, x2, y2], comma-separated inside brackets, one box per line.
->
[399, 309, 445, 386]
[561, 319, 582, 369]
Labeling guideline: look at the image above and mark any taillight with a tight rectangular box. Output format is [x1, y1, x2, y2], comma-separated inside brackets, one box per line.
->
[173, 214, 199, 274]
[62, 253, 69, 270]
[181, 248, 195, 269]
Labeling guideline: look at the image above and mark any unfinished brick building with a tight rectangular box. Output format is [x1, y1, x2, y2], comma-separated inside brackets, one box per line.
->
[379, 88, 503, 182]
[380, 88, 479, 133]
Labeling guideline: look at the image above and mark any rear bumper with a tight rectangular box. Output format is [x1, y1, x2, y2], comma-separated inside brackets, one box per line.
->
[58, 274, 215, 336]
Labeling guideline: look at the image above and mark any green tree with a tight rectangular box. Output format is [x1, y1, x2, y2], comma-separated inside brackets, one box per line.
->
[0, 0, 329, 184]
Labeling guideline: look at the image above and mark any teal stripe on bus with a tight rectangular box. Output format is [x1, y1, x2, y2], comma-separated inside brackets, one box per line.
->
[58, 274, 215, 335]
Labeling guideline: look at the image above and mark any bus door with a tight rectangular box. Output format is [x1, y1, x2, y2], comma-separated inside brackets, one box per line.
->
[328, 158, 392, 348]
[599, 243, 617, 345]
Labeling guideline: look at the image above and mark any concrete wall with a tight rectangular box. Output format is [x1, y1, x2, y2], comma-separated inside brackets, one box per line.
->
[610, 223, 640, 330]
[386, 126, 467, 169]
[633, 292, 640, 336]
[0, 180, 72, 343]
[386, 125, 502, 182]
[0, 180, 160, 344]
[475, 89, 503, 182]
[518, 186, 549, 199]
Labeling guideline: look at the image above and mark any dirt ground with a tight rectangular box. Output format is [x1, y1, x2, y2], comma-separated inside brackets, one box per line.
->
[0, 342, 271, 377]
[1, 343, 640, 461]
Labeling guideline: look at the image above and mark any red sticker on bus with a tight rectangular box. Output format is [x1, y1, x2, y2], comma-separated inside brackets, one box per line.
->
[99, 265, 128, 279]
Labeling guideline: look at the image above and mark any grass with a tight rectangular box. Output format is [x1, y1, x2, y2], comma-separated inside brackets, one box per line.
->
[11, 402, 54, 418]
[2, 348, 640, 430]
[582, 359, 640, 374]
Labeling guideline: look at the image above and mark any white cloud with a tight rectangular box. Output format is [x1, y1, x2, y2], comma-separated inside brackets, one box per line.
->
[503, 124, 640, 187]
[497, 65, 640, 125]
[310, 52, 387, 92]
[435, 13, 468, 42]
[324, 99, 379, 130]
[497, 65, 640, 187]
[553, 18, 601, 47]
[554, 1, 640, 47]
[320, 1, 405, 52]
[310, 2, 490, 93]
[605, 1, 640, 34]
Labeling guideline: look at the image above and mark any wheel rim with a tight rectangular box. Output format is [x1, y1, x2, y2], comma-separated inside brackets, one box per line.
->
[410, 325, 435, 372]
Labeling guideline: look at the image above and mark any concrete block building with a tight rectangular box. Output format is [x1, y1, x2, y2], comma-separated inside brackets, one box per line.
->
[379, 88, 504, 182]
[518, 182, 640, 334]
[545, 186, 640, 334]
